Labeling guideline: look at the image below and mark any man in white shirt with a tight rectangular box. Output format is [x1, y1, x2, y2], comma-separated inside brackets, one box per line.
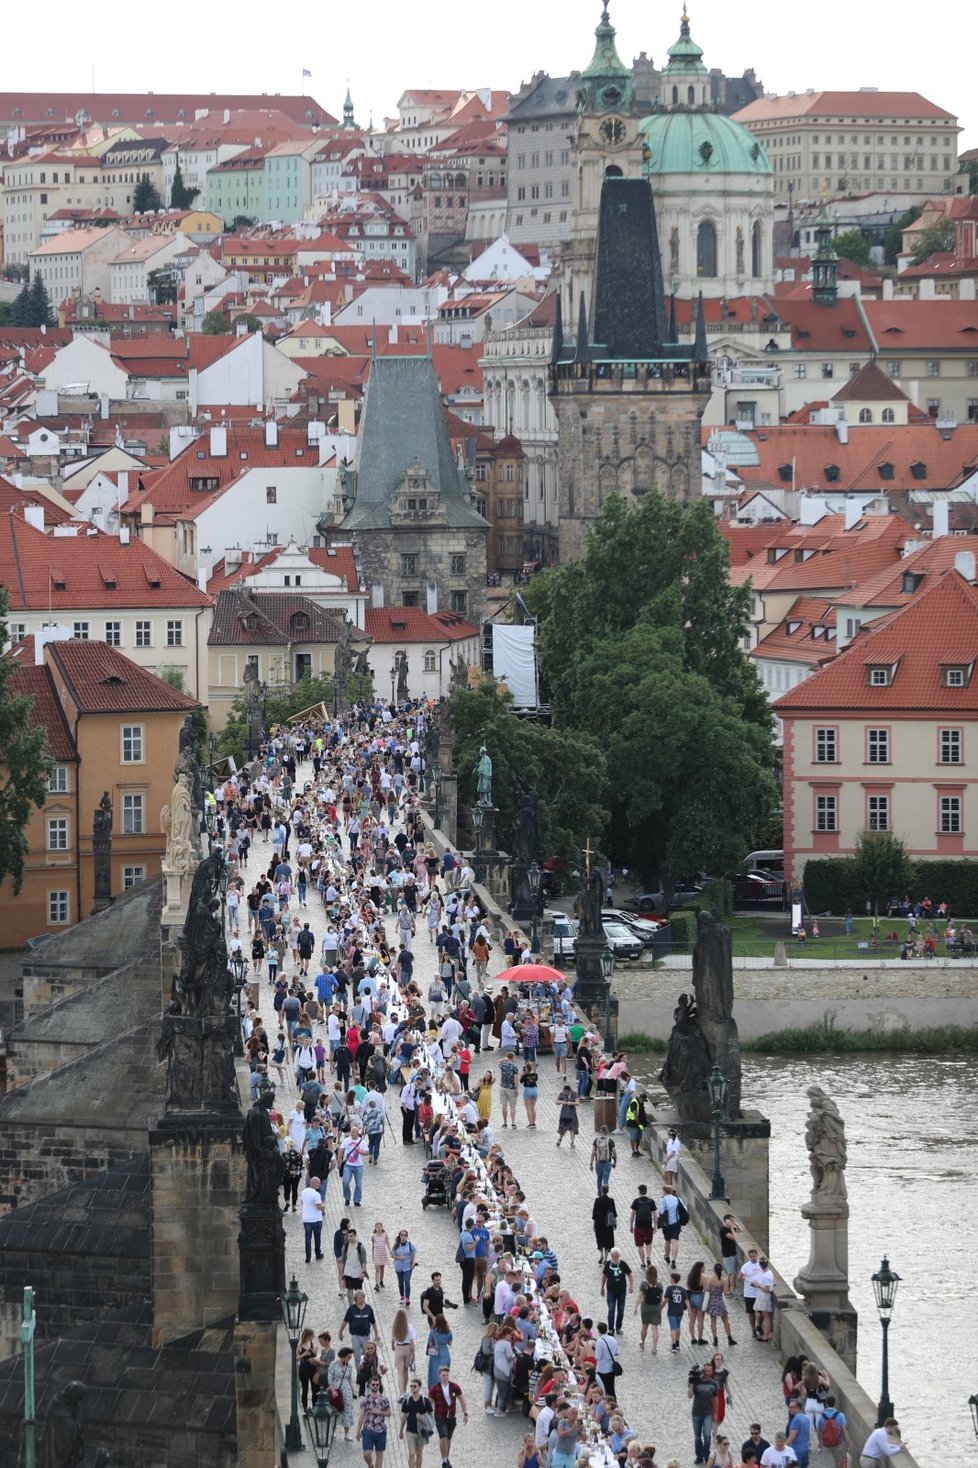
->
[740, 1246, 764, 1338]
[439, 1014, 464, 1057]
[664, 1128, 682, 1181]
[301, 1178, 325, 1262]
[535, 1395, 558, 1450]
[860, 1420, 907, 1467]
[761, 1434, 798, 1468]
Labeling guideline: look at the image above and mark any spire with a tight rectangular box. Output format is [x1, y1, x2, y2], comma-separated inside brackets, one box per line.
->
[663, 4, 707, 75]
[343, 83, 356, 129]
[693, 291, 708, 363]
[549, 291, 564, 366]
[579, 3, 633, 113]
[575, 292, 590, 364]
[812, 203, 838, 307]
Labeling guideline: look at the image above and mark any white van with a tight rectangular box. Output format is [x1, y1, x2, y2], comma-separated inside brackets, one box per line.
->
[744, 849, 784, 875]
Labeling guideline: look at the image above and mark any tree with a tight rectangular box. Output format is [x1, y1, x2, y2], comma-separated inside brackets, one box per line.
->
[0, 302, 9, 327]
[10, 283, 31, 326]
[0, 587, 53, 894]
[147, 267, 177, 305]
[909, 220, 956, 265]
[132, 173, 162, 213]
[847, 831, 914, 922]
[170, 159, 199, 211]
[527, 492, 778, 894]
[201, 309, 233, 335]
[832, 227, 871, 268]
[883, 206, 922, 266]
[28, 274, 54, 327]
[231, 215, 257, 231]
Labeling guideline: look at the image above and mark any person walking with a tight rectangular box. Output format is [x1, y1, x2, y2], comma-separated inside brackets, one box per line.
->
[629, 1184, 656, 1268]
[372, 1220, 393, 1290]
[657, 1184, 685, 1268]
[392, 1230, 418, 1307]
[687, 1260, 709, 1345]
[328, 1347, 357, 1443]
[593, 1322, 621, 1397]
[489, 1327, 515, 1416]
[282, 1140, 304, 1212]
[592, 1187, 618, 1263]
[340, 1290, 380, 1367]
[456, 1220, 477, 1305]
[740, 1247, 763, 1339]
[341, 1126, 367, 1207]
[816, 1396, 851, 1467]
[390, 1308, 416, 1394]
[341, 1227, 369, 1302]
[555, 1084, 579, 1148]
[430, 1363, 468, 1468]
[665, 1271, 689, 1352]
[719, 1213, 740, 1291]
[590, 1125, 617, 1193]
[301, 1176, 325, 1262]
[664, 1127, 681, 1182]
[602, 1248, 633, 1334]
[689, 1358, 719, 1465]
[357, 1373, 392, 1468]
[635, 1264, 663, 1353]
[707, 1263, 737, 1346]
[425, 1315, 453, 1390]
[297, 1327, 319, 1411]
[520, 1059, 539, 1128]
[499, 1052, 520, 1129]
[399, 1378, 435, 1468]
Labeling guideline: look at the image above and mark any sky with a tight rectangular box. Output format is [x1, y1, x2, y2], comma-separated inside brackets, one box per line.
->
[8, 0, 976, 152]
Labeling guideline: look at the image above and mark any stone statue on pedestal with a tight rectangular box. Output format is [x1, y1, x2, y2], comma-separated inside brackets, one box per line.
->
[243, 662, 264, 757]
[510, 776, 541, 864]
[334, 618, 354, 711]
[91, 793, 113, 913]
[239, 1082, 287, 1321]
[805, 1086, 848, 1203]
[449, 651, 468, 690]
[40, 1380, 109, 1468]
[160, 770, 196, 877]
[794, 1084, 855, 1363]
[474, 745, 493, 806]
[659, 911, 741, 1122]
[244, 1088, 285, 1205]
[575, 863, 605, 938]
[395, 649, 409, 704]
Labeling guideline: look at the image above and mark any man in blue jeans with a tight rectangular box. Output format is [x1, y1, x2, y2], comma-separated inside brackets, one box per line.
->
[688, 1361, 719, 1464]
[300, 1177, 324, 1261]
[590, 1127, 617, 1193]
[340, 1127, 366, 1206]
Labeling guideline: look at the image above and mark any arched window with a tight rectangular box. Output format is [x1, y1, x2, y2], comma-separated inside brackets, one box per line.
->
[687, 85, 695, 105]
[423, 649, 436, 673]
[858, 408, 873, 424]
[881, 408, 895, 424]
[751, 222, 762, 278]
[672, 86, 679, 105]
[605, 164, 623, 178]
[696, 220, 718, 278]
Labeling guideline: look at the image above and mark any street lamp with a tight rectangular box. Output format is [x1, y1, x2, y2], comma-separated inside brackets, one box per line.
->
[307, 1392, 340, 1466]
[389, 665, 397, 704]
[969, 1391, 978, 1441]
[599, 944, 616, 1052]
[706, 1063, 728, 1199]
[229, 950, 249, 1057]
[527, 858, 541, 954]
[471, 803, 484, 883]
[871, 1255, 900, 1426]
[280, 1274, 309, 1451]
[432, 759, 443, 828]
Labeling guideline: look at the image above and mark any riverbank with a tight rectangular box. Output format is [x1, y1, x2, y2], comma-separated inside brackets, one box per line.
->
[618, 1018, 978, 1054]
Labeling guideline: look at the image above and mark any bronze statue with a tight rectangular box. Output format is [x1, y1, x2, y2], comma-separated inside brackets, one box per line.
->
[244, 1089, 285, 1205]
[395, 650, 409, 703]
[170, 850, 230, 1017]
[510, 776, 541, 865]
[449, 650, 468, 690]
[659, 911, 742, 1122]
[474, 745, 493, 806]
[91, 793, 113, 912]
[805, 1086, 848, 1202]
[93, 792, 112, 838]
[575, 864, 605, 938]
[40, 1380, 109, 1468]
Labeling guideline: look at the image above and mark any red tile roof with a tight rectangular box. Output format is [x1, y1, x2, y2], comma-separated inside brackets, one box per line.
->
[831, 360, 910, 403]
[364, 607, 477, 644]
[862, 298, 978, 351]
[47, 638, 200, 714]
[734, 91, 956, 123]
[847, 535, 976, 608]
[5, 649, 78, 760]
[752, 598, 838, 665]
[0, 514, 210, 611]
[769, 296, 873, 351]
[728, 515, 908, 594]
[718, 423, 978, 496]
[774, 571, 978, 714]
[208, 589, 349, 647]
[0, 92, 335, 127]
[206, 542, 362, 596]
[123, 425, 328, 520]
[0, 474, 74, 526]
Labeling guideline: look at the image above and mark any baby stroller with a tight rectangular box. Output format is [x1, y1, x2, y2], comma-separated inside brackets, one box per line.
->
[420, 1158, 451, 1210]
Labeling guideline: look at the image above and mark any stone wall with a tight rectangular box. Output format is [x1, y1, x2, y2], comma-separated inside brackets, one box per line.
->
[648, 1108, 771, 1252]
[234, 1320, 282, 1467]
[354, 523, 489, 625]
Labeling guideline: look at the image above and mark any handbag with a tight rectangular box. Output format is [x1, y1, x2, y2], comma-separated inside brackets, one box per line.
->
[612, 1360, 623, 1377]
[425, 1333, 440, 1359]
[327, 1386, 344, 1412]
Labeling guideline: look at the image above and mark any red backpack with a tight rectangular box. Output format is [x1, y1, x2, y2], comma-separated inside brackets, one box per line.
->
[821, 1412, 843, 1448]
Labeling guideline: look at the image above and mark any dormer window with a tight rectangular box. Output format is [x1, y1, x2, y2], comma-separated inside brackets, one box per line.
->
[290, 612, 310, 637]
[778, 464, 793, 483]
[868, 666, 891, 687]
[878, 462, 894, 480]
[902, 571, 921, 594]
[945, 666, 968, 688]
[824, 465, 840, 482]
[911, 461, 927, 480]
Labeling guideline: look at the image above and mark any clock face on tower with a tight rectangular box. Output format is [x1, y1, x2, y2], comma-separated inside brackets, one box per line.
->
[599, 116, 627, 147]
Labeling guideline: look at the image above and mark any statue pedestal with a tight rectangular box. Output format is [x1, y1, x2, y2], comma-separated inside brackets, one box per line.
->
[238, 1200, 287, 1322]
[441, 773, 458, 848]
[509, 860, 533, 922]
[794, 1197, 858, 1370]
[162, 861, 194, 925]
[570, 934, 618, 1041]
[475, 805, 498, 857]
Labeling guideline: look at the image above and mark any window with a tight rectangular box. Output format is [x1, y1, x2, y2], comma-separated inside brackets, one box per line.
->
[450, 591, 467, 614]
[135, 620, 151, 647]
[815, 728, 837, 763]
[47, 817, 68, 851]
[48, 890, 70, 924]
[867, 794, 889, 831]
[122, 793, 144, 835]
[401, 553, 418, 577]
[821, 363, 834, 379]
[165, 620, 184, 648]
[887, 361, 901, 378]
[696, 221, 718, 278]
[881, 408, 895, 424]
[423, 649, 436, 672]
[945, 667, 966, 687]
[868, 667, 890, 687]
[867, 728, 889, 763]
[815, 794, 837, 832]
[402, 591, 420, 608]
[104, 620, 122, 646]
[48, 765, 69, 794]
[266, 485, 277, 503]
[940, 795, 962, 834]
[72, 621, 90, 640]
[9, 621, 26, 644]
[940, 728, 962, 764]
[123, 865, 146, 889]
[794, 364, 807, 379]
[450, 553, 466, 576]
[122, 724, 144, 762]
[927, 360, 940, 378]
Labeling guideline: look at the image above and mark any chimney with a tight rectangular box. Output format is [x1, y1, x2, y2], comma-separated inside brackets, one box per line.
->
[955, 549, 976, 583]
[100, 393, 110, 420]
[371, 582, 384, 609]
[389, 322, 398, 345]
[426, 580, 438, 614]
[835, 417, 849, 444]
[117, 470, 128, 500]
[223, 108, 230, 125]
[197, 566, 208, 593]
[844, 497, 861, 531]
[264, 420, 279, 448]
[119, 526, 131, 545]
[24, 504, 45, 532]
[210, 424, 227, 457]
[933, 500, 950, 539]
[800, 496, 828, 526]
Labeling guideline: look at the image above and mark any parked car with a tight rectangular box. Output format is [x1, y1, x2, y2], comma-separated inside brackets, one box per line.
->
[727, 871, 785, 903]
[545, 909, 579, 961]
[636, 882, 705, 915]
[600, 921, 646, 962]
[601, 908, 659, 947]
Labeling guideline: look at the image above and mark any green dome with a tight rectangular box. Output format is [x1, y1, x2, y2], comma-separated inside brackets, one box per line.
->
[639, 110, 771, 176]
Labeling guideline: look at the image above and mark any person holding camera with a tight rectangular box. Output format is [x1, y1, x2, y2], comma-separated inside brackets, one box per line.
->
[688, 1359, 719, 1465]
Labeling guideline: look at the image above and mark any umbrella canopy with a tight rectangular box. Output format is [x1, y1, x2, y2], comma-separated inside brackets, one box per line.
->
[508, 963, 566, 984]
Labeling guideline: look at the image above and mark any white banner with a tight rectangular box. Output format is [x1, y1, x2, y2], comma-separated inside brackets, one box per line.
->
[491, 623, 537, 708]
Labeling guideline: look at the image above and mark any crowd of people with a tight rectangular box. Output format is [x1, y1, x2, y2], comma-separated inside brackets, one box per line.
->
[210, 699, 909, 1468]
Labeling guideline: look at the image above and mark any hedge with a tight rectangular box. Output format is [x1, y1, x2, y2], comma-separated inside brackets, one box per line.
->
[696, 878, 734, 916]
[804, 858, 978, 917]
[668, 909, 698, 949]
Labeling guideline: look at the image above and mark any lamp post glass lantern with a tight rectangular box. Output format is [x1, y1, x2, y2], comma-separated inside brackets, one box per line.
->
[527, 858, 541, 953]
[472, 803, 484, 881]
[599, 944, 616, 1051]
[229, 951, 248, 1057]
[281, 1275, 309, 1451]
[307, 1392, 340, 1466]
[969, 1391, 978, 1441]
[432, 759, 442, 828]
[871, 1255, 900, 1426]
[706, 1063, 728, 1199]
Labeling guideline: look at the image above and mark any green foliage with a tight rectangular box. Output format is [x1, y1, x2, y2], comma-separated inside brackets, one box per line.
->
[201, 309, 233, 335]
[909, 219, 955, 265]
[666, 909, 698, 948]
[966, 159, 978, 197]
[615, 1031, 667, 1053]
[147, 267, 177, 305]
[697, 877, 733, 916]
[832, 227, 871, 267]
[157, 665, 187, 691]
[0, 301, 10, 326]
[169, 159, 199, 211]
[848, 831, 915, 917]
[11, 276, 55, 328]
[0, 587, 53, 893]
[230, 312, 264, 335]
[527, 492, 778, 892]
[804, 855, 978, 917]
[449, 678, 609, 864]
[231, 215, 257, 231]
[883, 206, 922, 266]
[745, 1013, 978, 1054]
[133, 174, 162, 213]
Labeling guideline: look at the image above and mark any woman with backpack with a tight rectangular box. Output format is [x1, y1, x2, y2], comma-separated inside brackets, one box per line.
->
[474, 1322, 498, 1412]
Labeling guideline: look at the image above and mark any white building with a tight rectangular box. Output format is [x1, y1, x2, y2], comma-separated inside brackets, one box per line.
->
[108, 233, 184, 305]
[29, 227, 132, 305]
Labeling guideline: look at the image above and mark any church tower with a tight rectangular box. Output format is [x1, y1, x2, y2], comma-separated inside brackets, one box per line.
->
[811, 204, 839, 307]
[550, 174, 712, 564]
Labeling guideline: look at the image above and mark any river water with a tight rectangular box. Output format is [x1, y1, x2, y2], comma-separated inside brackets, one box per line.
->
[744, 1055, 978, 1468]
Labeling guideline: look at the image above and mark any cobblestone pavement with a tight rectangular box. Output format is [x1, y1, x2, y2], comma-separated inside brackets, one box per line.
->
[236, 769, 799, 1468]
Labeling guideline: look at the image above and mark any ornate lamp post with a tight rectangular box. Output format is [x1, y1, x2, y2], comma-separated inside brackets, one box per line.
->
[389, 665, 397, 704]
[280, 1274, 309, 1451]
[706, 1064, 728, 1199]
[229, 950, 249, 1058]
[871, 1256, 900, 1426]
[527, 858, 542, 954]
[432, 759, 443, 828]
[307, 1392, 340, 1465]
[599, 944, 616, 1052]
[471, 803, 484, 883]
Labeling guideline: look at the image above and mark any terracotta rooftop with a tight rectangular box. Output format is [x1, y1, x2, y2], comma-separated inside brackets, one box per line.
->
[206, 542, 362, 596]
[831, 360, 911, 404]
[6, 649, 78, 760]
[365, 606, 477, 644]
[717, 423, 978, 496]
[733, 91, 956, 123]
[846, 535, 978, 608]
[208, 589, 349, 647]
[46, 638, 200, 714]
[752, 597, 838, 665]
[773, 570, 978, 714]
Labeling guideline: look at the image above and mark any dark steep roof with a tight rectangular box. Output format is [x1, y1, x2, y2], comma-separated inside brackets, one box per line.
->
[590, 177, 672, 361]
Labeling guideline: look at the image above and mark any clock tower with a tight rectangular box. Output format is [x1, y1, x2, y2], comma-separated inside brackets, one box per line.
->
[562, 5, 647, 318]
